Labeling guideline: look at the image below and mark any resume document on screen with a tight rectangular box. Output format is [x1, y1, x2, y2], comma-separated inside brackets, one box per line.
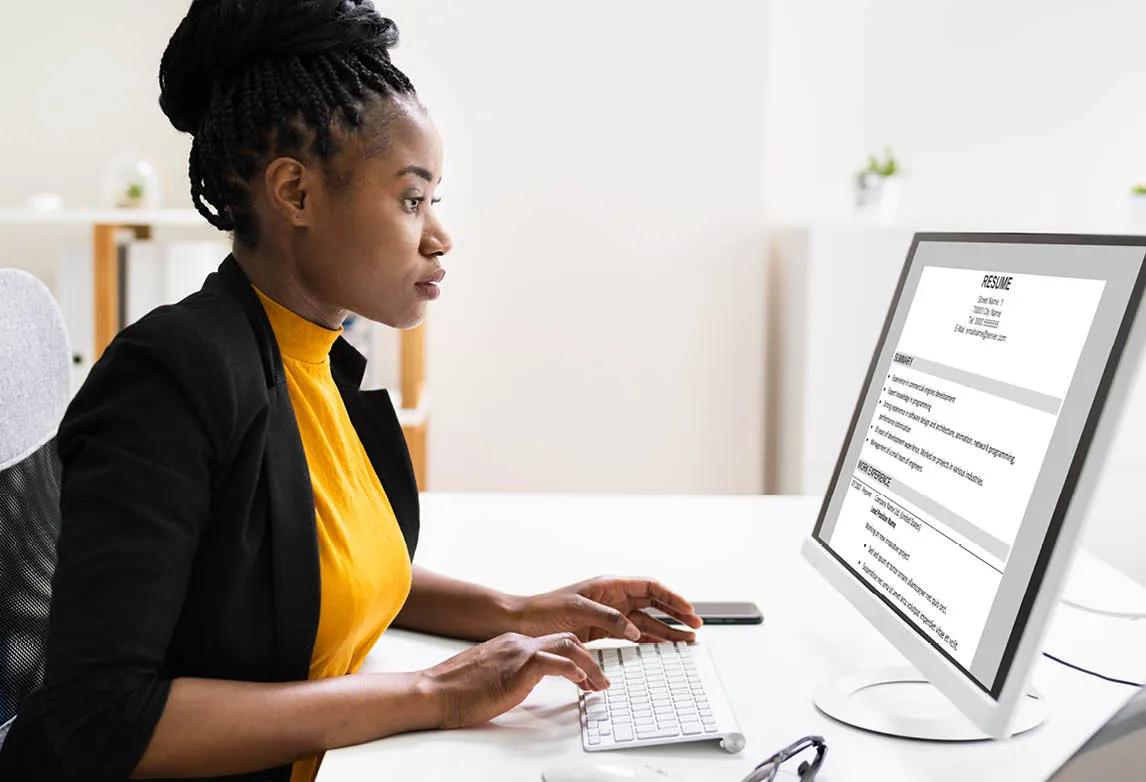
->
[827, 265, 1104, 670]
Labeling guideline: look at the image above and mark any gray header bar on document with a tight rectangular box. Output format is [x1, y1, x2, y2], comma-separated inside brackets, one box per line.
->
[889, 475, 1010, 561]
[895, 354, 1062, 415]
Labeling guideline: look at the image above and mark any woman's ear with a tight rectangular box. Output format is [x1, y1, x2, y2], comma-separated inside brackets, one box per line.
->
[264, 157, 311, 227]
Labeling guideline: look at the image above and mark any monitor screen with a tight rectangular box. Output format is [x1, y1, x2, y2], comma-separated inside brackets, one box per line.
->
[813, 236, 1146, 697]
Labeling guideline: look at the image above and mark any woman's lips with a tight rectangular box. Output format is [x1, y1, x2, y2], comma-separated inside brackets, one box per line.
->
[415, 281, 441, 299]
[416, 267, 444, 300]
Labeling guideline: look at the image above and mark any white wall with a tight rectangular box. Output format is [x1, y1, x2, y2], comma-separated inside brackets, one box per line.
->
[0, 2, 212, 287]
[0, 1, 771, 495]
[384, 0, 770, 493]
[765, 0, 1146, 229]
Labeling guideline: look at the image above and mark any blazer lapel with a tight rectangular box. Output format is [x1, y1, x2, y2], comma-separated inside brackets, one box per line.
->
[262, 385, 321, 681]
[340, 387, 421, 560]
[210, 255, 321, 681]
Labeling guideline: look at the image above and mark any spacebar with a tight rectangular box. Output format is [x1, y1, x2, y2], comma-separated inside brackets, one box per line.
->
[636, 727, 680, 739]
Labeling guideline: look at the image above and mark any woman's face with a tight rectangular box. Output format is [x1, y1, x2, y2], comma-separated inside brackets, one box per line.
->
[291, 98, 452, 330]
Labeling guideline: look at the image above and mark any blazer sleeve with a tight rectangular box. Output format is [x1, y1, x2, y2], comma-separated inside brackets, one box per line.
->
[38, 308, 234, 779]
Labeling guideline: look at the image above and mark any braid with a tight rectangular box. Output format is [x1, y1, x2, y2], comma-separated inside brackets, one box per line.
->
[314, 53, 363, 129]
[162, 5, 418, 249]
[188, 140, 230, 231]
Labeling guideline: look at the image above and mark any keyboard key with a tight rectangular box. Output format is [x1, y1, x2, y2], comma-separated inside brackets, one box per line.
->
[579, 642, 738, 751]
[637, 726, 681, 739]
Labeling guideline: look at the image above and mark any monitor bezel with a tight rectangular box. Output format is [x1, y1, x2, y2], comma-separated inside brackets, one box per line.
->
[802, 231, 1146, 738]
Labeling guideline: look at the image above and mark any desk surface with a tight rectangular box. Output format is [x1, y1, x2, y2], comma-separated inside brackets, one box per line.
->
[319, 494, 1146, 782]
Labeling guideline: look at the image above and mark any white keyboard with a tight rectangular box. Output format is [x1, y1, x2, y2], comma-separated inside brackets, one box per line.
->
[578, 641, 745, 753]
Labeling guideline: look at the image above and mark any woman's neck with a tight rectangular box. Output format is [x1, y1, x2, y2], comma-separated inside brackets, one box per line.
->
[232, 244, 348, 330]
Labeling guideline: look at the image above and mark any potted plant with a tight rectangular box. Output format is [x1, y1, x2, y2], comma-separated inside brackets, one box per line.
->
[1129, 185, 1146, 232]
[855, 147, 902, 224]
[103, 154, 161, 209]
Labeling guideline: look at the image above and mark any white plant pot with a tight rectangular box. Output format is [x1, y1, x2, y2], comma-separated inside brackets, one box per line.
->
[855, 174, 902, 224]
[1127, 194, 1146, 233]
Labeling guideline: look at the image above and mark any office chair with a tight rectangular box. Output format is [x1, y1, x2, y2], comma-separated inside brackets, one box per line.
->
[0, 269, 71, 749]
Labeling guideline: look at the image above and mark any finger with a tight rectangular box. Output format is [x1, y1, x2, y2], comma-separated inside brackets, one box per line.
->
[632, 609, 697, 643]
[620, 578, 698, 622]
[571, 595, 641, 642]
[529, 650, 591, 687]
[630, 610, 674, 643]
[537, 632, 610, 690]
[650, 598, 704, 630]
[625, 596, 704, 630]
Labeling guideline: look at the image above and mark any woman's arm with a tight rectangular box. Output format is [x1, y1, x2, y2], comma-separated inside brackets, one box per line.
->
[391, 568, 700, 645]
[132, 672, 437, 778]
[134, 630, 611, 778]
[392, 565, 523, 641]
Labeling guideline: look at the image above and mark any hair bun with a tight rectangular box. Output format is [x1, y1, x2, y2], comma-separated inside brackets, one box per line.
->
[159, 0, 400, 134]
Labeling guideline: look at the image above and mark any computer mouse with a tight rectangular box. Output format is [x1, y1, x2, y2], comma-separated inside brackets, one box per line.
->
[541, 757, 685, 782]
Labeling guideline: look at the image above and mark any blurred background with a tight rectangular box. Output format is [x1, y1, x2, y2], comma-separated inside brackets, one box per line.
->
[1, 1, 1143, 579]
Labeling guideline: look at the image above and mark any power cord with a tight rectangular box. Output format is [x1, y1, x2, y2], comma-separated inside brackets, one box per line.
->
[1060, 596, 1146, 621]
[1042, 652, 1144, 688]
[1043, 595, 1146, 686]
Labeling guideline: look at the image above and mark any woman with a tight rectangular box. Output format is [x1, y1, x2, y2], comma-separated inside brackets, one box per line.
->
[0, 2, 702, 780]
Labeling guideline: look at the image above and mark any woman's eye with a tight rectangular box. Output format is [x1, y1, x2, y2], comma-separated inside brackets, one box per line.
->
[404, 196, 443, 213]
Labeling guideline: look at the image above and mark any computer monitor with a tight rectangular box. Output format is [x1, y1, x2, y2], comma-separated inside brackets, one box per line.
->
[801, 233, 1146, 740]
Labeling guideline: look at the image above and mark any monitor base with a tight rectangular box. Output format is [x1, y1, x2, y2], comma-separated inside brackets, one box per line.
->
[813, 667, 1045, 741]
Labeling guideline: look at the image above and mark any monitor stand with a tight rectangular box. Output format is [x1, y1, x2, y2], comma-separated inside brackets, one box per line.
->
[813, 667, 1046, 741]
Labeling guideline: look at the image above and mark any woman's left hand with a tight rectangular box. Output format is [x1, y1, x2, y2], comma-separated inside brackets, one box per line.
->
[511, 576, 703, 645]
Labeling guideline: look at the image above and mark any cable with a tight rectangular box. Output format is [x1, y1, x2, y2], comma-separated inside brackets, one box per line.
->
[1042, 651, 1144, 688]
[1059, 596, 1146, 621]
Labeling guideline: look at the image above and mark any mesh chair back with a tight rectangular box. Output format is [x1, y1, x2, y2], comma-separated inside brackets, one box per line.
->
[0, 269, 71, 747]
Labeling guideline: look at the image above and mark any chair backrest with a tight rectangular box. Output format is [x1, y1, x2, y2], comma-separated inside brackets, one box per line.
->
[0, 269, 71, 746]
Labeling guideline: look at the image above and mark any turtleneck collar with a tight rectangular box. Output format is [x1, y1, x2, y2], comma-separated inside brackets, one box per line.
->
[250, 283, 343, 365]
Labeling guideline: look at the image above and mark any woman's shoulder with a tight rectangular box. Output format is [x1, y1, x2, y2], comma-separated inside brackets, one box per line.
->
[120, 285, 251, 359]
[71, 284, 270, 441]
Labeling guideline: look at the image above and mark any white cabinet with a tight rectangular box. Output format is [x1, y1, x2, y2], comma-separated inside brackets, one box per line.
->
[766, 223, 915, 496]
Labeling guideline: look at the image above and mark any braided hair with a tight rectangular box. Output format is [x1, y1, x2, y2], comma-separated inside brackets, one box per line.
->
[158, 0, 417, 249]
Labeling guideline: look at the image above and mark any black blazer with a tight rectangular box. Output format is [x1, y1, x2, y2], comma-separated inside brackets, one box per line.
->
[0, 255, 420, 781]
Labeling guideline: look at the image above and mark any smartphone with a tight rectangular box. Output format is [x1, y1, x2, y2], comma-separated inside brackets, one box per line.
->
[646, 600, 763, 625]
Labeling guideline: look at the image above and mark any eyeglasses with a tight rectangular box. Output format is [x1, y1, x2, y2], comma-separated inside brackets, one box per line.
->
[740, 735, 827, 782]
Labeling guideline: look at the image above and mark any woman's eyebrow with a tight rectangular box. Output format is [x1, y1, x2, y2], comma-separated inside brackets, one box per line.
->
[395, 164, 442, 184]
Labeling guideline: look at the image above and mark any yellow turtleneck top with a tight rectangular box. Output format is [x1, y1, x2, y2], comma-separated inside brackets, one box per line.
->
[251, 284, 413, 782]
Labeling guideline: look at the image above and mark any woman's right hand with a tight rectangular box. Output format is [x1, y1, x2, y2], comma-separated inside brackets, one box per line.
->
[417, 631, 610, 729]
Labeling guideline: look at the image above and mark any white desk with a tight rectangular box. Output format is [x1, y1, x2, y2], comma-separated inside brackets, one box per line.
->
[318, 494, 1146, 782]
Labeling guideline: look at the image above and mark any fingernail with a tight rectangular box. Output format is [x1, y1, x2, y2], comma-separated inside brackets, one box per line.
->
[626, 625, 641, 641]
